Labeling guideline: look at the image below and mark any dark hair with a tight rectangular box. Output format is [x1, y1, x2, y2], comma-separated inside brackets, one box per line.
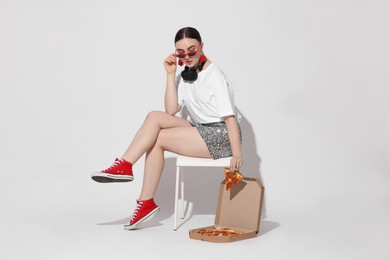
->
[174, 27, 202, 44]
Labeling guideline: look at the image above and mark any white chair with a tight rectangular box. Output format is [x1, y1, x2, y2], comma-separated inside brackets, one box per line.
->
[173, 155, 232, 230]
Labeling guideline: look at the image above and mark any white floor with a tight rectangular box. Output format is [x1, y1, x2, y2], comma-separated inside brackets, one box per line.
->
[1, 160, 389, 260]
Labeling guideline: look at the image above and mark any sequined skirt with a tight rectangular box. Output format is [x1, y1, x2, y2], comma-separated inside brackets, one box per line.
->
[192, 121, 242, 159]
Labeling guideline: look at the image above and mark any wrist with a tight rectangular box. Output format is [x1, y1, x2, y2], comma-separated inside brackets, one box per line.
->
[232, 152, 242, 157]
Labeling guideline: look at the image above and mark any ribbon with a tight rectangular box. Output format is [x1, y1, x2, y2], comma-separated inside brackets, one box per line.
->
[224, 168, 244, 191]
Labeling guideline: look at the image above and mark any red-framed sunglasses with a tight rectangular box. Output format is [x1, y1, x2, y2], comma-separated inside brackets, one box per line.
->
[174, 49, 198, 59]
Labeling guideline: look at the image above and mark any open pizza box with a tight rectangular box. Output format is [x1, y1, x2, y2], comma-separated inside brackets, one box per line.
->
[189, 177, 264, 242]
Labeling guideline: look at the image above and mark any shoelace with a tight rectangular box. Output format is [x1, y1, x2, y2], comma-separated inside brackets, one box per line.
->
[103, 159, 123, 171]
[130, 201, 144, 222]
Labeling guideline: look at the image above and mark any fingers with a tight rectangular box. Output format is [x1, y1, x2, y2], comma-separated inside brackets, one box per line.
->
[164, 53, 177, 74]
[230, 157, 243, 173]
[165, 53, 177, 66]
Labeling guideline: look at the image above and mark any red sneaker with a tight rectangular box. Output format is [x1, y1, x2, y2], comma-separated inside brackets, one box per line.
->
[91, 158, 134, 183]
[124, 198, 160, 230]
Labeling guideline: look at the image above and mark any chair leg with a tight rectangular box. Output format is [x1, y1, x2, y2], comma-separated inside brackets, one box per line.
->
[181, 169, 185, 219]
[173, 166, 180, 231]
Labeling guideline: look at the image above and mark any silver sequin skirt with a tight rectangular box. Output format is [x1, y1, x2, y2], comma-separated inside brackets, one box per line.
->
[192, 121, 242, 159]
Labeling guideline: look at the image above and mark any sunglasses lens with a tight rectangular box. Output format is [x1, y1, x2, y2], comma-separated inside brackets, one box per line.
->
[188, 51, 197, 57]
[176, 53, 185, 58]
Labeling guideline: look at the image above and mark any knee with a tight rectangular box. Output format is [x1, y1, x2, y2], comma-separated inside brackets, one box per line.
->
[144, 110, 165, 123]
[155, 130, 169, 150]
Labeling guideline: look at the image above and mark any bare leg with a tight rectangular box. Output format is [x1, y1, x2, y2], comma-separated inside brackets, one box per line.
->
[139, 126, 211, 200]
[121, 111, 192, 164]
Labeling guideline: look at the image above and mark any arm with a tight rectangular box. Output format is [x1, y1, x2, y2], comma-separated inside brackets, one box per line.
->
[164, 53, 181, 115]
[224, 115, 243, 173]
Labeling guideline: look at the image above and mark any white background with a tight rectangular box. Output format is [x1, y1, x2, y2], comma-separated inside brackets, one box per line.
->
[1, 0, 389, 259]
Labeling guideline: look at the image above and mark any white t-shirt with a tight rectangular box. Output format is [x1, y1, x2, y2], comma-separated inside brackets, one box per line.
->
[177, 63, 240, 124]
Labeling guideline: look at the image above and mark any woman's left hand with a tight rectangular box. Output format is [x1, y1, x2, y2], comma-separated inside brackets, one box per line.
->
[230, 155, 244, 173]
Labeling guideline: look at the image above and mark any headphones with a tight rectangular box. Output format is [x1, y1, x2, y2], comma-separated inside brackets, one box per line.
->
[181, 59, 207, 82]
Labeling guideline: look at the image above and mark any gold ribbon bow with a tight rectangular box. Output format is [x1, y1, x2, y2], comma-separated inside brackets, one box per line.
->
[224, 168, 244, 190]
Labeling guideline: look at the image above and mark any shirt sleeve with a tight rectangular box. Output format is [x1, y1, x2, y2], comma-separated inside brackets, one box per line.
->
[211, 69, 236, 118]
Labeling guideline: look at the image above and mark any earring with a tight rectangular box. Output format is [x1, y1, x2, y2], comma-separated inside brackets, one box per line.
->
[178, 59, 183, 66]
[199, 54, 207, 63]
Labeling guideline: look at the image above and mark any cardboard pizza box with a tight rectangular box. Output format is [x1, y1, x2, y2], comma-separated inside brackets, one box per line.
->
[189, 177, 264, 242]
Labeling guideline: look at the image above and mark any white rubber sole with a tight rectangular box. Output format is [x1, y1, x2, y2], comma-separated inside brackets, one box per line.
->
[91, 172, 134, 183]
[124, 207, 160, 230]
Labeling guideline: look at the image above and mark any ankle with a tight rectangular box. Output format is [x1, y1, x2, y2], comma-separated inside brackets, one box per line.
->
[138, 197, 154, 202]
[120, 158, 133, 165]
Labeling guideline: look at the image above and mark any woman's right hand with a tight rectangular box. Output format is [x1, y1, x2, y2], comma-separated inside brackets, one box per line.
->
[164, 53, 177, 75]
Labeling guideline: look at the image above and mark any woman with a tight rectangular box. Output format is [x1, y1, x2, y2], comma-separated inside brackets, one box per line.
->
[91, 27, 243, 230]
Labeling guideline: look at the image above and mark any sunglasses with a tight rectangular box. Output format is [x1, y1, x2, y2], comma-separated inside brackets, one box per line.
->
[174, 49, 198, 59]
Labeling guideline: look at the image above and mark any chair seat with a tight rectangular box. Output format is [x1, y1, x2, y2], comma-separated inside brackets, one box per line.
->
[176, 155, 232, 167]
